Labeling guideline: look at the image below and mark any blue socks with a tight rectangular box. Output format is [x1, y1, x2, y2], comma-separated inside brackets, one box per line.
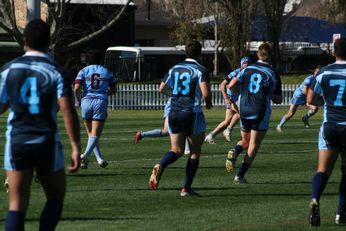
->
[337, 174, 346, 214]
[5, 211, 25, 231]
[143, 129, 163, 137]
[234, 145, 243, 155]
[237, 161, 250, 178]
[184, 158, 200, 190]
[39, 199, 63, 231]
[311, 172, 329, 202]
[159, 151, 180, 170]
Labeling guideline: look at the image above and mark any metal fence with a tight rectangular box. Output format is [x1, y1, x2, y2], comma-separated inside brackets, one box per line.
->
[108, 83, 298, 110]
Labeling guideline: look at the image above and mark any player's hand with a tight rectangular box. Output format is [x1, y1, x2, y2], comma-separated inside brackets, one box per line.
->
[225, 98, 231, 105]
[68, 151, 80, 173]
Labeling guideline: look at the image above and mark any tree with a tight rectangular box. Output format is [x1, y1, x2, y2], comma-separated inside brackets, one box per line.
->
[0, 0, 133, 52]
[261, 0, 288, 69]
[159, 0, 257, 71]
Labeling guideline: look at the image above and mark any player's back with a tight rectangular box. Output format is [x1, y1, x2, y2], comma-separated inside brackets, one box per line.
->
[76, 64, 114, 101]
[165, 59, 208, 112]
[317, 63, 346, 123]
[238, 62, 278, 119]
[294, 75, 314, 97]
[0, 53, 67, 143]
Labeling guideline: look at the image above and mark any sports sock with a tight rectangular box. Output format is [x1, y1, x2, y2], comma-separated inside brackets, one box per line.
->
[337, 173, 346, 214]
[5, 211, 25, 231]
[184, 158, 199, 190]
[142, 129, 163, 137]
[227, 126, 233, 132]
[277, 117, 287, 128]
[234, 144, 243, 155]
[311, 172, 329, 202]
[305, 109, 317, 119]
[93, 142, 104, 162]
[237, 161, 250, 178]
[84, 136, 98, 158]
[39, 199, 63, 231]
[159, 151, 180, 170]
[184, 140, 190, 153]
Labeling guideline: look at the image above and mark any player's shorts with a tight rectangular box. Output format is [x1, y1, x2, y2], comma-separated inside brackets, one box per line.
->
[225, 103, 231, 110]
[290, 95, 306, 105]
[4, 137, 65, 175]
[318, 122, 346, 151]
[168, 111, 206, 136]
[240, 117, 269, 132]
[81, 98, 108, 121]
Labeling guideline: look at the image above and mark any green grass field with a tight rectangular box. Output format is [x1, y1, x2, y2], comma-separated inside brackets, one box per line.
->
[0, 108, 343, 230]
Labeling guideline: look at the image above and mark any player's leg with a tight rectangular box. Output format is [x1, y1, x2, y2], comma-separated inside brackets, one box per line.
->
[38, 170, 66, 231]
[184, 138, 190, 155]
[336, 150, 346, 225]
[223, 104, 240, 142]
[5, 170, 33, 230]
[90, 120, 107, 167]
[309, 123, 340, 226]
[276, 104, 298, 132]
[181, 112, 206, 196]
[80, 98, 95, 168]
[234, 117, 268, 183]
[205, 105, 232, 144]
[302, 103, 319, 128]
[226, 118, 249, 172]
[309, 149, 338, 226]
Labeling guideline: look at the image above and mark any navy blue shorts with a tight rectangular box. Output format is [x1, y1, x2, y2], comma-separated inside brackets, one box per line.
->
[168, 111, 194, 135]
[4, 137, 65, 175]
[319, 122, 346, 151]
[240, 118, 268, 132]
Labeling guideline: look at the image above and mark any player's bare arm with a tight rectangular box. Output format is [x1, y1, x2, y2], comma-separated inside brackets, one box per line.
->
[58, 96, 81, 173]
[73, 83, 82, 107]
[228, 77, 239, 95]
[159, 81, 173, 96]
[220, 80, 230, 104]
[200, 82, 212, 109]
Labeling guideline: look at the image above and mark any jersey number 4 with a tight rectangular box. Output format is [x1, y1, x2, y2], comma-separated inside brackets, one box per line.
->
[19, 77, 39, 114]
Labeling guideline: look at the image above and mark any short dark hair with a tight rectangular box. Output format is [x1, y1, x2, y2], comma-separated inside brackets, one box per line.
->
[185, 41, 202, 59]
[24, 19, 50, 52]
[86, 49, 103, 65]
[334, 38, 346, 60]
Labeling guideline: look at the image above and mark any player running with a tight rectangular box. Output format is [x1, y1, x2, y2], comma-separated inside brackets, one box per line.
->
[74, 49, 117, 169]
[276, 66, 320, 132]
[308, 38, 346, 227]
[226, 43, 282, 183]
[204, 57, 250, 144]
[148, 40, 212, 196]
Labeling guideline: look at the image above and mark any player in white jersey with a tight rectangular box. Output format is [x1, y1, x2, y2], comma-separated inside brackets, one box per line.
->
[276, 66, 320, 132]
[74, 49, 117, 169]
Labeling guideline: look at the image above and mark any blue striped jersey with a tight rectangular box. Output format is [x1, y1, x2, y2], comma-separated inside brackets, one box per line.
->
[0, 52, 71, 144]
[310, 62, 346, 124]
[237, 61, 282, 119]
[163, 58, 209, 112]
[74, 64, 116, 101]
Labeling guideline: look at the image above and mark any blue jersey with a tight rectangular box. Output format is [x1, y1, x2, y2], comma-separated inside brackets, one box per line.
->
[163, 58, 209, 113]
[75, 64, 116, 101]
[293, 75, 314, 98]
[0, 52, 71, 144]
[226, 68, 240, 101]
[311, 62, 346, 124]
[237, 61, 281, 119]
